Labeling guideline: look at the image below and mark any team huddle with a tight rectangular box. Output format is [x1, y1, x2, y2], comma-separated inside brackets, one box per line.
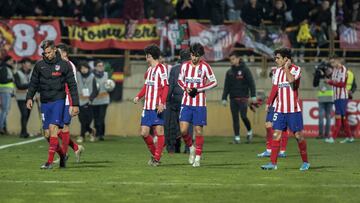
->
[27, 39, 313, 170]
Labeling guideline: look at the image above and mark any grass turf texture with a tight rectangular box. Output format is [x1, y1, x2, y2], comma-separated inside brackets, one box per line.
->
[0, 135, 360, 203]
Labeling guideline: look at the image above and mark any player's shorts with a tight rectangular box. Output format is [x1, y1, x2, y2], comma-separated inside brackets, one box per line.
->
[41, 99, 65, 130]
[141, 109, 164, 127]
[272, 112, 303, 133]
[334, 99, 348, 116]
[61, 105, 72, 126]
[179, 105, 207, 126]
[266, 106, 275, 122]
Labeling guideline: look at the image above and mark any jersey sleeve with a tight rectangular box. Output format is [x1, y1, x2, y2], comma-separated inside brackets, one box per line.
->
[177, 63, 187, 91]
[290, 65, 301, 81]
[197, 63, 217, 92]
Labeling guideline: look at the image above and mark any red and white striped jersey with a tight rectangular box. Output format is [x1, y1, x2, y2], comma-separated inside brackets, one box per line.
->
[65, 60, 77, 106]
[272, 64, 301, 113]
[142, 63, 169, 110]
[178, 60, 217, 107]
[331, 65, 348, 100]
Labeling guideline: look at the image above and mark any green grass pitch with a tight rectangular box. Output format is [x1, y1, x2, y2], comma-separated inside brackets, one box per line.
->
[0, 135, 360, 203]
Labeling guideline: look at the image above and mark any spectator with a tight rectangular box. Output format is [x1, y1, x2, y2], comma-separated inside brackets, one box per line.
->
[92, 60, 110, 141]
[270, 0, 287, 27]
[14, 58, 33, 138]
[0, 56, 14, 135]
[83, 0, 103, 22]
[68, 0, 85, 21]
[258, 0, 273, 21]
[206, 0, 225, 25]
[149, 0, 175, 21]
[351, 0, 360, 22]
[176, 0, 198, 19]
[334, 0, 351, 26]
[123, 0, 144, 38]
[225, 0, 243, 21]
[76, 61, 98, 143]
[104, 0, 124, 18]
[241, 0, 265, 27]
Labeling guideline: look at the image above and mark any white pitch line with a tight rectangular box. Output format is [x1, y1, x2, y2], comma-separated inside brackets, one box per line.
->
[1, 180, 360, 188]
[0, 137, 44, 150]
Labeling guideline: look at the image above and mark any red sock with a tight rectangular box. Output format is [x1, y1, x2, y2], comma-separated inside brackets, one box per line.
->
[297, 139, 308, 163]
[270, 139, 280, 165]
[143, 135, 155, 156]
[195, 135, 204, 156]
[182, 134, 193, 147]
[154, 135, 165, 161]
[332, 118, 342, 139]
[48, 137, 61, 164]
[265, 127, 273, 150]
[280, 130, 289, 151]
[60, 131, 70, 154]
[69, 139, 79, 151]
[342, 117, 352, 138]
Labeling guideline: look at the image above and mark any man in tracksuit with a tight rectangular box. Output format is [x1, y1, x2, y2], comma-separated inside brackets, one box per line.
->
[165, 49, 191, 153]
[26, 40, 79, 169]
[222, 51, 256, 144]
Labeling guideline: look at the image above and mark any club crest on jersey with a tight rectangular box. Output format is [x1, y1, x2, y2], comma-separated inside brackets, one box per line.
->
[237, 70, 242, 75]
[55, 65, 60, 71]
[197, 69, 202, 76]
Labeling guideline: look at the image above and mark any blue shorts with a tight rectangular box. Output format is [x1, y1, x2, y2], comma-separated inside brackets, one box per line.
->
[62, 105, 72, 126]
[141, 110, 164, 127]
[179, 105, 207, 126]
[266, 107, 275, 122]
[272, 112, 303, 133]
[334, 99, 348, 116]
[41, 99, 65, 130]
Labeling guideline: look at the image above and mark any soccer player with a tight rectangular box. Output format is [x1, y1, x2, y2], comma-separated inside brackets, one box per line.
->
[261, 48, 309, 171]
[324, 55, 354, 144]
[257, 66, 288, 158]
[26, 40, 79, 169]
[56, 43, 84, 163]
[177, 43, 218, 167]
[133, 44, 169, 166]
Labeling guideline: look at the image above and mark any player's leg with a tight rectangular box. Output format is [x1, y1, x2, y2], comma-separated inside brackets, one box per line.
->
[279, 130, 288, 157]
[340, 99, 354, 143]
[290, 112, 309, 171]
[151, 110, 166, 165]
[230, 99, 241, 143]
[258, 107, 275, 157]
[140, 110, 156, 157]
[239, 100, 252, 143]
[179, 105, 193, 149]
[261, 112, 285, 170]
[191, 106, 207, 167]
[326, 99, 342, 143]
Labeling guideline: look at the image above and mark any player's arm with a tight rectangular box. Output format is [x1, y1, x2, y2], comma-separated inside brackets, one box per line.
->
[64, 62, 79, 107]
[159, 66, 169, 106]
[245, 67, 256, 99]
[26, 63, 40, 101]
[197, 64, 217, 92]
[327, 71, 347, 88]
[221, 71, 230, 101]
[177, 65, 187, 91]
[89, 77, 99, 102]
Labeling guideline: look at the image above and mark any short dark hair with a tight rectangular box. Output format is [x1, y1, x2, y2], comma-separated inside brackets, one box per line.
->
[190, 43, 205, 57]
[274, 48, 292, 59]
[78, 61, 90, 70]
[179, 49, 191, 62]
[94, 60, 104, 67]
[20, 58, 32, 64]
[41, 40, 55, 50]
[56, 43, 70, 54]
[144, 44, 161, 60]
[229, 51, 241, 58]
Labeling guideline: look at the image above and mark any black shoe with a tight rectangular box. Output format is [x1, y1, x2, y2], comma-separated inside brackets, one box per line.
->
[40, 162, 53, 169]
[59, 155, 67, 168]
[20, 133, 29, 138]
[99, 137, 105, 141]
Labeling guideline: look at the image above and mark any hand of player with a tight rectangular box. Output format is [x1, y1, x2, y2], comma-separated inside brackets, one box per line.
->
[284, 59, 292, 69]
[250, 97, 257, 103]
[188, 88, 198, 98]
[221, 100, 227, 107]
[133, 96, 139, 104]
[26, 99, 33, 110]
[157, 103, 165, 114]
[265, 104, 269, 112]
[71, 106, 79, 117]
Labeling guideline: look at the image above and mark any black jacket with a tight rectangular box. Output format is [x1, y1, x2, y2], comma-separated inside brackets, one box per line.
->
[222, 62, 256, 100]
[26, 52, 79, 106]
[167, 63, 183, 106]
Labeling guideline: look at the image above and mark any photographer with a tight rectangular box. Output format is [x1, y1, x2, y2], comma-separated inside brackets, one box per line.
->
[313, 61, 333, 139]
